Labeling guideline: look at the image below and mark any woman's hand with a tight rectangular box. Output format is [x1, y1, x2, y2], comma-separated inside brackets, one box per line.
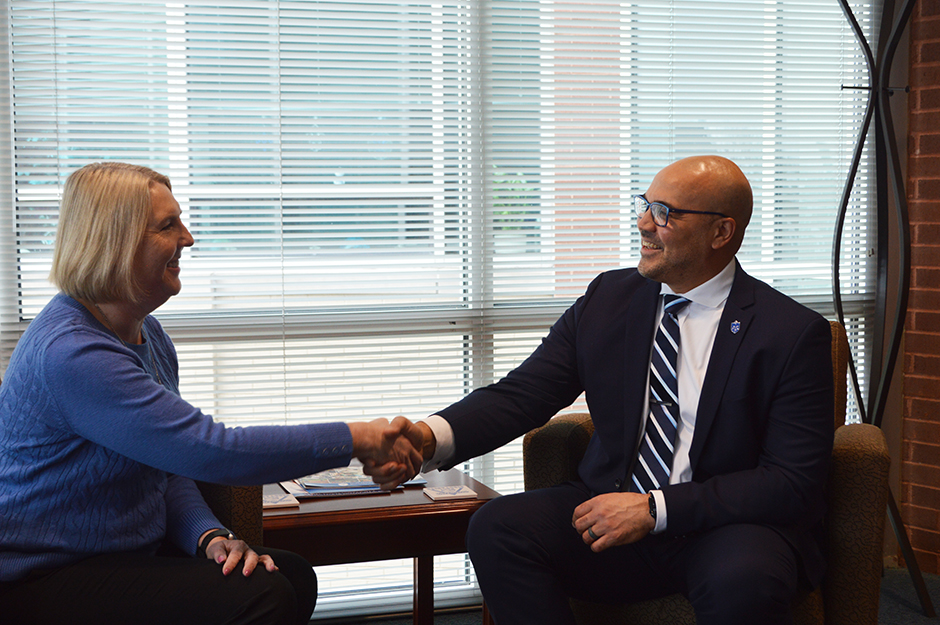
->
[204, 536, 278, 576]
[349, 417, 424, 489]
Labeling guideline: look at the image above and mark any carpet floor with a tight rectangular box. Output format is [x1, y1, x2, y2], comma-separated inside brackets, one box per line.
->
[320, 567, 940, 625]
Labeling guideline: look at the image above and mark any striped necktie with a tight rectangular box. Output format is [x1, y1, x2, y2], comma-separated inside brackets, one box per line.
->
[631, 294, 691, 493]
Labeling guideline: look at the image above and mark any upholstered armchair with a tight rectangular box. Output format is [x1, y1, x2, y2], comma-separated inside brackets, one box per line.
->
[522, 321, 891, 625]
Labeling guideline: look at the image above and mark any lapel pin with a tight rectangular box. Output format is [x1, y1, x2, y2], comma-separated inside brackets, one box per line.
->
[731, 320, 741, 334]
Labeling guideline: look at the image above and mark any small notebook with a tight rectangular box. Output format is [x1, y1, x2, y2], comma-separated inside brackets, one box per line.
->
[262, 492, 300, 509]
[423, 485, 477, 500]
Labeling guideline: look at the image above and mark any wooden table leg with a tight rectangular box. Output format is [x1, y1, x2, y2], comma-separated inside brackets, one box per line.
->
[482, 600, 494, 625]
[414, 555, 434, 625]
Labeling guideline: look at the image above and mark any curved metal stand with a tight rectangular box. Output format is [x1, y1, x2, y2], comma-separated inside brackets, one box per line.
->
[833, 0, 936, 617]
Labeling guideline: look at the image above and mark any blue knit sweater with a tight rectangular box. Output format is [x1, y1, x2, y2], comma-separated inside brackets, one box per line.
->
[0, 294, 354, 581]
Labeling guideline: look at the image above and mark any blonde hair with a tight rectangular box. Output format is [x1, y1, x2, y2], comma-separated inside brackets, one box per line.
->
[49, 162, 172, 303]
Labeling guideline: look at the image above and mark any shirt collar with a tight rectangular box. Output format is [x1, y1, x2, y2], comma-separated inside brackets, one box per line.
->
[659, 259, 736, 309]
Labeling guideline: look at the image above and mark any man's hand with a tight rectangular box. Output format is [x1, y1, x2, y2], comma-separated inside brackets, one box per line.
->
[571, 492, 655, 552]
[204, 536, 278, 576]
[350, 417, 424, 490]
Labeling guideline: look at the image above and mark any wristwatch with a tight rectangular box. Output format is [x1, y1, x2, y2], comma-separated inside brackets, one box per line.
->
[648, 493, 657, 521]
[197, 528, 235, 558]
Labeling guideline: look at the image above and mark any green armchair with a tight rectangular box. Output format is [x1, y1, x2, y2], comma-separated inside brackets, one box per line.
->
[522, 321, 890, 625]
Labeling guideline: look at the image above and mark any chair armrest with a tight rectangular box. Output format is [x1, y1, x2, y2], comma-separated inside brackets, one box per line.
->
[196, 482, 264, 547]
[523, 412, 594, 491]
[823, 423, 890, 625]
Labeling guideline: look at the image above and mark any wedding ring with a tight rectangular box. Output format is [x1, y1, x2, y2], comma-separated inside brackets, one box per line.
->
[587, 527, 599, 541]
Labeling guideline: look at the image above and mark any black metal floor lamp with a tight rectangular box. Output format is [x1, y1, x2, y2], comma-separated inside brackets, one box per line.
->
[833, 0, 936, 617]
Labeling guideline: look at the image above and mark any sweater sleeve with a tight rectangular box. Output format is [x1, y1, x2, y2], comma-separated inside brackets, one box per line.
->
[165, 474, 224, 556]
[40, 325, 354, 485]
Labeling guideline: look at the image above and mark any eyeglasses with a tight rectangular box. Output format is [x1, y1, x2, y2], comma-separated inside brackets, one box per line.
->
[633, 194, 729, 227]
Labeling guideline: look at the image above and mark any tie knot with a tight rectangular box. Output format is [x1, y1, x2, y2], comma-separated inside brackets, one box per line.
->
[663, 295, 690, 317]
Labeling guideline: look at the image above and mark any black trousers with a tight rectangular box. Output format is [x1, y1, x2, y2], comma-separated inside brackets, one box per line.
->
[466, 482, 801, 625]
[0, 546, 316, 625]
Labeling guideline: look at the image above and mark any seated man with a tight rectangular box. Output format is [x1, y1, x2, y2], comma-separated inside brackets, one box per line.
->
[410, 155, 833, 625]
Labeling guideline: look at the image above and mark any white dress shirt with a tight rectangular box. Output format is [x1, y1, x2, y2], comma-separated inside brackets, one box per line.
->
[423, 260, 736, 534]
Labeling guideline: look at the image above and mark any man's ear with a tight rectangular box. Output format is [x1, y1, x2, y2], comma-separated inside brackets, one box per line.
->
[711, 218, 736, 250]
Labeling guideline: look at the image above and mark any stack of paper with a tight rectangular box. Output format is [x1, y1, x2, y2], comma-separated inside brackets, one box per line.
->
[423, 485, 477, 500]
[280, 466, 427, 499]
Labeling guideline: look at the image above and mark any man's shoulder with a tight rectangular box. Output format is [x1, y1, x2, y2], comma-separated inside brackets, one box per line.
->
[731, 267, 828, 333]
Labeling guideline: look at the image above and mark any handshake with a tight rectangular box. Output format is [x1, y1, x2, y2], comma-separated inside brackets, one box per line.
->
[346, 417, 432, 490]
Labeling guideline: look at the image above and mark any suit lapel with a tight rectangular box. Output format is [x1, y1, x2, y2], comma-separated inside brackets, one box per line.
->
[688, 264, 755, 471]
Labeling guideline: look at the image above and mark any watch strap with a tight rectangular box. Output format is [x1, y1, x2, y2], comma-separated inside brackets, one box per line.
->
[197, 528, 235, 558]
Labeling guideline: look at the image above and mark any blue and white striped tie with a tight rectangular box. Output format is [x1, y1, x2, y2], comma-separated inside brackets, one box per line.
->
[631, 294, 690, 493]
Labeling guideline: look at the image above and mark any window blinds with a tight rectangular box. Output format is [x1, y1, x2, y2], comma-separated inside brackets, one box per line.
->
[2, 0, 875, 618]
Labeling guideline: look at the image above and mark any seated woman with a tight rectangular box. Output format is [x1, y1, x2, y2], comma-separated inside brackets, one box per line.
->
[0, 162, 423, 625]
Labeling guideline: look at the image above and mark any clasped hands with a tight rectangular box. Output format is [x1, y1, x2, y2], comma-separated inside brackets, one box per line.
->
[348, 416, 427, 490]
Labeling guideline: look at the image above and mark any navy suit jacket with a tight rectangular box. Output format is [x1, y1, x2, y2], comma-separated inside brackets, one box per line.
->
[438, 262, 834, 586]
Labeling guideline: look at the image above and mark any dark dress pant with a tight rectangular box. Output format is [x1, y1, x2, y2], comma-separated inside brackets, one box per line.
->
[467, 482, 800, 625]
[0, 546, 316, 625]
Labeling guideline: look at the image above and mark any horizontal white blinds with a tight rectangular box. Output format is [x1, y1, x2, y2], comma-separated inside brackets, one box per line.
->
[3, 0, 875, 618]
[8, 0, 874, 321]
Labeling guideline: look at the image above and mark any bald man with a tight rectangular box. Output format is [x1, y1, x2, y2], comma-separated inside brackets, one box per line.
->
[412, 156, 833, 624]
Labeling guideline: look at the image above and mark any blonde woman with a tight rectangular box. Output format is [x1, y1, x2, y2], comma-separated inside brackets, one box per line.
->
[0, 162, 423, 624]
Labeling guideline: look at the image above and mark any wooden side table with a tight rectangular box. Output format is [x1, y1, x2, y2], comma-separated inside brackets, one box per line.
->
[263, 469, 499, 625]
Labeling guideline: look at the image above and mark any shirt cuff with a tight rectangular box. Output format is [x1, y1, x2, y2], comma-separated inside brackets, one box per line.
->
[651, 489, 667, 534]
[421, 415, 455, 471]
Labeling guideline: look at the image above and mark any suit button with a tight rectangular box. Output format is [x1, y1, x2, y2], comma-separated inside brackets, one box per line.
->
[614, 479, 622, 489]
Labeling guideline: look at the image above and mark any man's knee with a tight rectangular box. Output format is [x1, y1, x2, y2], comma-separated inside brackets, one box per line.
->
[689, 553, 797, 625]
[466, 496, 513, 565]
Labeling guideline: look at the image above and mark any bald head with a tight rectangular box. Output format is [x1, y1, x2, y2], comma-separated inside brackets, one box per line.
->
[672, 155, 751, 245]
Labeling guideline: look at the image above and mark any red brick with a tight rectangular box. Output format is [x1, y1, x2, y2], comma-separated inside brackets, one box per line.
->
[913, 246, 940, 267]
[909, 397, 940, 420]
[905, 332, 940, 356]
[901, 461, 940, 487]
[908, 549, 940, 575]
[905, 310, 940, 332]
[903, 5, 940, 568]
[909, 483, 940, 510]
[921, 41, 940, 64]
[907, 354, 940, 378]
[912, 268, 940, 290]
[906, 418, 940, 443]
[913, 20, 940, 44]
[909, 200, 940, 223]
[913, 65, 940, 91]
[919, 134, 940, 157]
[908, 156, 940, 180]
[921, 0, 940, 19]
[909, 286, 940, 309]
[915, 177, 940, 199]
[917, 87, 940, 110]
[915, 223, 940, 245]
[911, 110, 940, 135]
[902, 503, 940, 531]
[909, 527, 940, 555]
[905, 374, 940, 399]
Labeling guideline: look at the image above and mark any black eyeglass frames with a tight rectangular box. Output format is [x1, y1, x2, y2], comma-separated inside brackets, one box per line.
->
[632, 195, 729, 227]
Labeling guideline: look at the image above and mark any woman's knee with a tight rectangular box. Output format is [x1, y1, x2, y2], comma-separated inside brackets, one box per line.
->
[250, 547, 317, 625]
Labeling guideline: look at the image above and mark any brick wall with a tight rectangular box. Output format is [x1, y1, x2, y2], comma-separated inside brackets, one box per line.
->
[905, 0, 940, 576]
